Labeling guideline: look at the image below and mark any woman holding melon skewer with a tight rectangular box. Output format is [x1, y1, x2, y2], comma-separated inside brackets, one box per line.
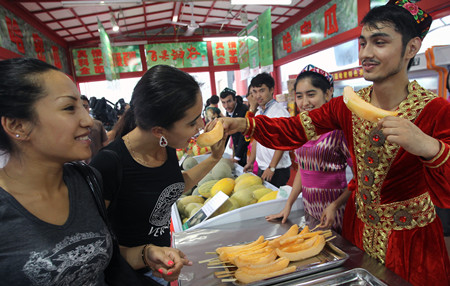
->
[266, 65, 353, 234]
[220, 1, 450, 284]
[90, 65, 226, 285]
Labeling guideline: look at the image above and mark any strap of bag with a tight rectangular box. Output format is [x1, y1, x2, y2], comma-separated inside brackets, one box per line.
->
[69, 161, 108, 223]
[100, 149, 122, 219]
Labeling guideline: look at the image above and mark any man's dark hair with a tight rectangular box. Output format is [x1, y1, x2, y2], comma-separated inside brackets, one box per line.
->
[210, 95, 219, 105]
[361, 4, 425, 70]
[251, 72, 275, 90]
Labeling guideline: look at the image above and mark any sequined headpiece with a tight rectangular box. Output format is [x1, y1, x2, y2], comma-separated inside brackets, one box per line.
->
[388, 0, 432, 40]
[300, 64, 334, 87]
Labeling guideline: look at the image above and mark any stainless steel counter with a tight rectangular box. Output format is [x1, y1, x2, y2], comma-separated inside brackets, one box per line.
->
[173, 209, 411, 286]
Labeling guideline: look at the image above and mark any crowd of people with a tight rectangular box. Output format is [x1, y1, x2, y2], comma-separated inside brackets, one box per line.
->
[0, 0, 449, 285]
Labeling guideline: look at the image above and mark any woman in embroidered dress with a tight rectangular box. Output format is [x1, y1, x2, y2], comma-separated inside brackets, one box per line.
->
[266, 65, 353, 233]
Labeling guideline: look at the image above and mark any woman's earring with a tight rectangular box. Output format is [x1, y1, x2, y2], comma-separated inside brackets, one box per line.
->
[15, 134, 20, 138]
[159, 136, 168, 147]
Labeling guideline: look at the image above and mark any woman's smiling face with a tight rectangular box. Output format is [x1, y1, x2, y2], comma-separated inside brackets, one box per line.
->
[295, 78, 330, 113]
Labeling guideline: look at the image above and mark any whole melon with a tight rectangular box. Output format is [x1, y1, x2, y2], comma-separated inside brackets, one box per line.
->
[253, 187, 274, 200]
[198, 180, 219, 198]
[211, 162, 233, 180]
[234, 175, 263, 193]
[230, 189, 257, 207]
[257, 191, 278, 203]
[198, 173, 215, 186]
[210, 178, 235, 197]
[182, 157, 198, 170]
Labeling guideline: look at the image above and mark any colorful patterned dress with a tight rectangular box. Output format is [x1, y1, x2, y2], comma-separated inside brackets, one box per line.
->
[295, 130, 352, 233]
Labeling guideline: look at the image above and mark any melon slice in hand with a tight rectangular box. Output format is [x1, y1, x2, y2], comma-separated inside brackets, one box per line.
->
[196, 121, 224, 147]
[343, 86, 398, 122]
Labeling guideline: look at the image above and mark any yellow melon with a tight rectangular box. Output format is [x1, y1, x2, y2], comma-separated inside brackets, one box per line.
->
[210, 178, 235, 197]
[257, 191, 278, 203]
[234, 175, 262, 193]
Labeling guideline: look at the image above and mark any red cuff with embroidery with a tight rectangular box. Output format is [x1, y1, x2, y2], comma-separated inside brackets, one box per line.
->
[420, 140, 450, 168]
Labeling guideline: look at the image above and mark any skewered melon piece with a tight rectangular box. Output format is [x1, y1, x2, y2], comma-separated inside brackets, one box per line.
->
[238, 257, 290, 275]
[279, 235, 321, 252]
[343, 86, 398, 122]
[268, 224, 299, 248]
[215, 235, 264, 258]
[234, 265, 297, 284]
[276, 234, 326, 262]
[223, 241, 269, 262]
[197, 120, 224, 147]
[234, 248, 277, 268]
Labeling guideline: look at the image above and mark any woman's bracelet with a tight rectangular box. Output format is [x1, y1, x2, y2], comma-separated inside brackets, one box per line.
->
[141, 244, 151, 269]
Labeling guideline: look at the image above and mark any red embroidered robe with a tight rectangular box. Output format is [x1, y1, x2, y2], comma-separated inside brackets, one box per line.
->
[249, 81, 450, 285]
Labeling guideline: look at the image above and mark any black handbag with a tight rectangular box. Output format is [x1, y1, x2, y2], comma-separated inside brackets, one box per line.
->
[69, 162, 159, 286]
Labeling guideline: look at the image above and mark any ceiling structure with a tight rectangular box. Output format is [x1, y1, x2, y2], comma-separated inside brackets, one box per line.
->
[10, 0, 317, 48]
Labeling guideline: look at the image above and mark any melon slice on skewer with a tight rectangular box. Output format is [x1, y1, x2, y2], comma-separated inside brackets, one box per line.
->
[343, 86, 398, 122]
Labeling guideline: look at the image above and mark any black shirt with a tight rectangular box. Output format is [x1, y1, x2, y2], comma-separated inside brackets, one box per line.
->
[90, 138, 184, 247]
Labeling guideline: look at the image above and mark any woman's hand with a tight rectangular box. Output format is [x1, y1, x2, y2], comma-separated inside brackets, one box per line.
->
[265, 205, 292, 224]
[145, 245, 192, 282]
[317, 202, 337, 229]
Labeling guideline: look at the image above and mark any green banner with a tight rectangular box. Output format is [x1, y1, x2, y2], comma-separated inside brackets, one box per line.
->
[0, 5, 69, 73]
[237, 29, 249, 70]
[98, 19, 119, 81]
[145, 42, 208, 68]
[212, 41, 238, 66]
[273, 0, 358, 60]
[258, 8, 273, 72]
[72, 45, 142, 77]
[246, 20, 259, 76]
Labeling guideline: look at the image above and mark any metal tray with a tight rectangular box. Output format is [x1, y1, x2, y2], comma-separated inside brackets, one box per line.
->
[231, 242, 349, 286]
[295, 268, 388, 286]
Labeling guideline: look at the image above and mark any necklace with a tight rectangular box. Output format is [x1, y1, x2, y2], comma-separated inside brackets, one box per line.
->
[125, 134, 152, 167]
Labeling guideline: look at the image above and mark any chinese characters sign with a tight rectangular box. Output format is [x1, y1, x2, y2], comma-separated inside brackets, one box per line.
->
[0, 5, 69, 73]
[273, 0, 357, 60]
[145, 42, 208, 68]
[331, 67, 363, 81]
[72, 45, 142, 77]
[212, 41, 238, 66]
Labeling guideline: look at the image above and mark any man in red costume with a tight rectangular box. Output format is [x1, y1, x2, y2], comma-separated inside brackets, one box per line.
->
[221, 1, 450, 285]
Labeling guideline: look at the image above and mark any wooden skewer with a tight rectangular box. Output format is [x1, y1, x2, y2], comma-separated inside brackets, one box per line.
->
[204, 251, 216, 255]
[208, 260, 230, 266]
[310, 225, 320, 231]
[326, 236, 336, 242]
[198, 257, 219, 264]
[222, 278, 237, 282]
[216, 273, 234, 278]
[208, 265, 235, 269]
[215, 270, 235, 275]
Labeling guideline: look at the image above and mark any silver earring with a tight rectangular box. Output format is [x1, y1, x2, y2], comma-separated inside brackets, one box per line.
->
[159, 136, 168, 147]
[15, 134, 20, 138]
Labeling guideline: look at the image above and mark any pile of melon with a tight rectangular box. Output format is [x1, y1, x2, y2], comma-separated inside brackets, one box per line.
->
[205, 224, 332, 284]
[177, 157, 278, 224]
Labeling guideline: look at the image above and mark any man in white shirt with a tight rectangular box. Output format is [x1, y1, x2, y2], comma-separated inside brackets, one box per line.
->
[244, 73, 291, 187]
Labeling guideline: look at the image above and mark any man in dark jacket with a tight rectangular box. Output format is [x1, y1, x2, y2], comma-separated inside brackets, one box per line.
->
[220, 87, 249, 167]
